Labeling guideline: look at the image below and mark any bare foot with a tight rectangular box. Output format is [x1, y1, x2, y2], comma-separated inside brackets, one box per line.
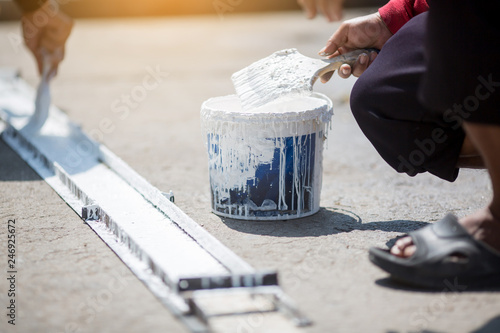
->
[390, 207, 500, 258]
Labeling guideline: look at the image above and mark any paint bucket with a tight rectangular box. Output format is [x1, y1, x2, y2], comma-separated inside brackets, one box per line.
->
[201, 93, 333, 220]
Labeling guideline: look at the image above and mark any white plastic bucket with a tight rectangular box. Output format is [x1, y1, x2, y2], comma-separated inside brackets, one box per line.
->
[201, 93, 333, 220]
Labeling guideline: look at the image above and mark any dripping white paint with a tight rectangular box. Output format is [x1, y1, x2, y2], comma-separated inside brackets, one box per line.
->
[201, 93, 333, 220]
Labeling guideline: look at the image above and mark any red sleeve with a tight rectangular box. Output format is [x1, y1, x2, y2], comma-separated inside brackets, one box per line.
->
[378, 0, 429, 34]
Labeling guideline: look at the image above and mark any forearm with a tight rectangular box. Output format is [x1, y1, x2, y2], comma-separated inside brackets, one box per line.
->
[18, 0, 73, 75]
[379, 0, 429, 34]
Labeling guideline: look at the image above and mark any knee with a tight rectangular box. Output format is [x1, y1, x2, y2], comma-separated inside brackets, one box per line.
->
[350, 72, 378, 128]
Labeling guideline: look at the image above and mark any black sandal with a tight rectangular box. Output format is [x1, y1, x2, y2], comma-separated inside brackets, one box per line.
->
[369, 214, 500, 289]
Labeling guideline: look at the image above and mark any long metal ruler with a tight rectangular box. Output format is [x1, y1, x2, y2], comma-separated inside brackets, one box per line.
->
[0, 68, 310, 332]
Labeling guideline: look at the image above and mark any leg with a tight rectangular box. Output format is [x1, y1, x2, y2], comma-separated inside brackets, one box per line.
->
[367, 1, 500, 287]
[460, 125, 500, 250]
[351, 12, 466, 182]
[457, 135, 484, 169]
[391, 0, 500, 258]
[392, 123, 500, 258]
[465, 124, 500, 216]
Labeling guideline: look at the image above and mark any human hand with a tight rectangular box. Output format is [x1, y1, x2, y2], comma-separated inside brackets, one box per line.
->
[298, 0, 344, 22]
[21, 0, 73, 77]
[318, 12, 392, 81]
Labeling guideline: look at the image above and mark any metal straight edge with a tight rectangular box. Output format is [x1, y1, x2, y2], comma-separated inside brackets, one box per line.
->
[0, 70, 311, 332]
[0, 70, 252, 276]
[185, 286, 312, 329]
[0, 124, 209, 332]
[0, 94, 254, 332]
[97, 144, 254, 275]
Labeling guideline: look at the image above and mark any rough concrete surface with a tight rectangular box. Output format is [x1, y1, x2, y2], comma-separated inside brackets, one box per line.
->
[1, 8, 500, 333]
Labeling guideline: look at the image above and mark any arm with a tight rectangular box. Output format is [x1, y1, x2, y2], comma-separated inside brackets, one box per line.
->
[318, 0, 428, 80]
[14, 0, 73, 76]
[298, 0, 344, 22]
[318, 12, 392, 79]
[379, 0, 429, 34]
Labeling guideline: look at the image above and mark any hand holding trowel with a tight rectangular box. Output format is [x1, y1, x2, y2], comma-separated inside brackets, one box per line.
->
[20, 0, 73, 133]
[231, 48, 378, 111]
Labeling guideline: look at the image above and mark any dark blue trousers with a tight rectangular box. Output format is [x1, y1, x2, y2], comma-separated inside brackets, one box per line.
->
[350, 1, 500, 182]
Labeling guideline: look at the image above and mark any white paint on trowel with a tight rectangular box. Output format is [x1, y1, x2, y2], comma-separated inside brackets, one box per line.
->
[232, 48, 326, 110]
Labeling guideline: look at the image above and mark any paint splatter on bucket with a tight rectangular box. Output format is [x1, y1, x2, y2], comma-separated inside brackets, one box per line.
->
[201, 93, 333, 220]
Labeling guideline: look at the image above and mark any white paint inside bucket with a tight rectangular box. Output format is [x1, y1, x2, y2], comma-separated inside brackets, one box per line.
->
[201, 93, 333, 220]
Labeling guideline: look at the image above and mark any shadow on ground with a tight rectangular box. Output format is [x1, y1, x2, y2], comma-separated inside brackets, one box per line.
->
[0, 137, 41, 181]
[375, 276, 500, 293]
[387, 315, 500, 333]
[222, 206, 429, 237]
[472, 316, 500, 333]
[387, 330, 446, 333]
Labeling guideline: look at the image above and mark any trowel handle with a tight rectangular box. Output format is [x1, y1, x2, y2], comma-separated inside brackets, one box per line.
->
[317, 48, 379, 77]
[40, 48, 55, 81]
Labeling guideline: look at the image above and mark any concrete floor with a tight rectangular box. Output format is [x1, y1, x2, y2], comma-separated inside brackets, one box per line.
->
[1, 8, 500, 333]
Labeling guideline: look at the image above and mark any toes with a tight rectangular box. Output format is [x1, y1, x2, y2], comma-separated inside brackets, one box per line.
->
[390, 236, 414, 257]
[390, 247, 402, 256]
[398, 237, 414, 247]
[402, 244, 417, 258]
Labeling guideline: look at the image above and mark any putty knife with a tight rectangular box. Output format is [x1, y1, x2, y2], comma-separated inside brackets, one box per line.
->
[24, 52, 52, 132]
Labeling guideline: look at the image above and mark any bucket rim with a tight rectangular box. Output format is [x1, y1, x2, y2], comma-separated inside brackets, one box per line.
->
[201, 92, 333, 124]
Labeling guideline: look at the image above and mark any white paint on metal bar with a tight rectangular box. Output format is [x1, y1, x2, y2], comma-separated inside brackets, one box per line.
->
[0, 69, 310, 332]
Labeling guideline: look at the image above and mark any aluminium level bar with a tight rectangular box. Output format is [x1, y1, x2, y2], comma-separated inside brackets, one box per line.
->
[0, 69, 310, 332]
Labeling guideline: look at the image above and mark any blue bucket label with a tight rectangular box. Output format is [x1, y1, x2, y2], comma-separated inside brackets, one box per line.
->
[208, 133, 317, 219]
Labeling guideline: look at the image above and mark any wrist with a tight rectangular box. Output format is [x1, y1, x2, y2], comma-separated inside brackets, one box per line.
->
[374, 12, 393, 49]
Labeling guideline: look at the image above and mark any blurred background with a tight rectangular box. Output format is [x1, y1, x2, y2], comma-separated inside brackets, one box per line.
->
[1, 0, 385, 19]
